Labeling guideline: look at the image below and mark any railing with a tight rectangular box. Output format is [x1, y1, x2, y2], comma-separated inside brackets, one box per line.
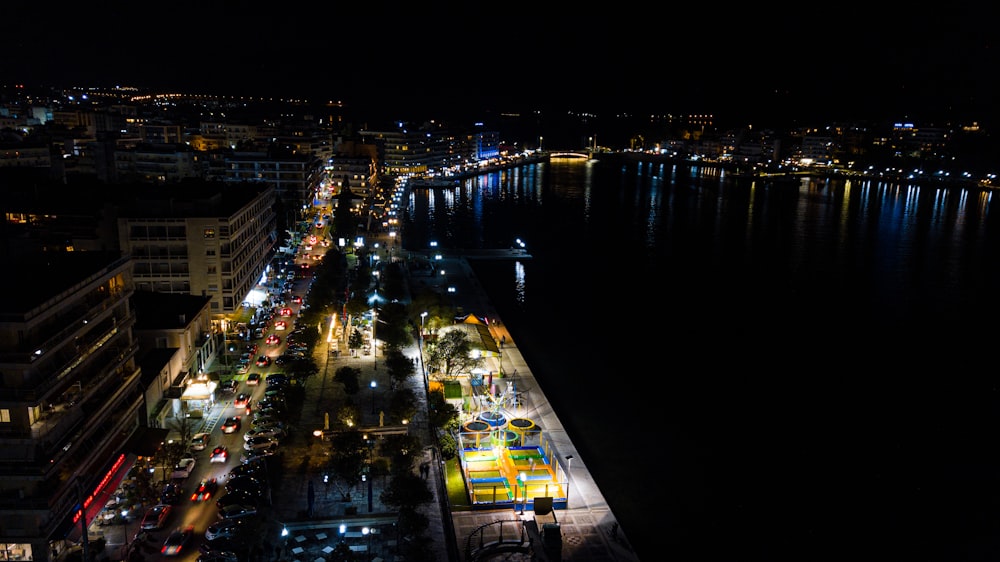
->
[465, 519, 531, 561]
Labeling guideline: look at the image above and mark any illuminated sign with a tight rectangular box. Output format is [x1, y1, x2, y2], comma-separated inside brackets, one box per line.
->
[72, 453, 126, 524]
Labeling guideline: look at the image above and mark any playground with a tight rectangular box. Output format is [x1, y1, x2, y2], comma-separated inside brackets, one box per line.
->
[458, 385, 568, 510]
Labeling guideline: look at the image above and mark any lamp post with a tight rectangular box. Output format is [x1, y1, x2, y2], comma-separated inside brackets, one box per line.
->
[362, 527, 372, 561]
[370, 380, 377, 415]
[419, 312, 428, 395]
[120, 509, 129, 559]
[368, 292, 380, 370]
[565, 454, 574, 503]
[367, 438, 375, 513]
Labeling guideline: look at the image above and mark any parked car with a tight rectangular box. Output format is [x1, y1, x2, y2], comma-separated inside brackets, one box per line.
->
[244, 426, 286, 442]
[274, 353, 304, 365]
[240, 448, 277, 464]
[171, 458, 196, 480]
[215, 489, 263, 509]
[189, 432, 211, 452]
[217, 504, 258, 520]
[225, 473, 267, 493]
[244, 436, 279, 451]
[139, 504, 172, 530]
[227, 460, 267, 480]
[161, 525, 194, 556]
[251, 413, 282, 428]
[265, 374, 290, 387]
[204, 518, 247, 542]
[198, 549, 240, 562]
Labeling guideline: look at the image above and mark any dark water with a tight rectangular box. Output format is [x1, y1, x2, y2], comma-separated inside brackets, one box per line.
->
[401, 156, 1000, 561]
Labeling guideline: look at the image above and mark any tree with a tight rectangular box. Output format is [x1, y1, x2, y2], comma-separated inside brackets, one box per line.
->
[335, 401, 360, 429]
[376, 300, 413, 351]
[427, 389, 459, 438]
[386, 387, 418, 426]
[346, 327, 363, 357]
[382, 433, 422, 475]
[157, 416, 195, 481]
[328, 429, 369, 500]
[285, 356, 319, 379]
[384, 348, 414, 390]
[333, 365, 361, 395]
[380, 471, 433, 510]
[408, 287, 457, 335]
[426, 329, 483, 379]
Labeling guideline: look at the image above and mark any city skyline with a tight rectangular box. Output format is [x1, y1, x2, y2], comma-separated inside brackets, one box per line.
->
[6, 5, 997, 128]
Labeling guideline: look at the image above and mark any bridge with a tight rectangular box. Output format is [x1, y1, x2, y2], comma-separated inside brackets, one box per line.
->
[547, 151, 592, 159]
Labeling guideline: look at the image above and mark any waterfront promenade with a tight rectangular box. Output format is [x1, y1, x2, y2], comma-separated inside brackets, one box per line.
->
[424, 251, 640, 561]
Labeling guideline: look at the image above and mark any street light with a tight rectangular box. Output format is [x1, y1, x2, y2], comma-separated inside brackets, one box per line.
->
[120, 509, 129, 559]
[419, 312, 429, 395]
[370, 380, 377, 415]
[366, 438, 375, 513]
[368, 292, 381, 370]
[362, 527, 372, 560]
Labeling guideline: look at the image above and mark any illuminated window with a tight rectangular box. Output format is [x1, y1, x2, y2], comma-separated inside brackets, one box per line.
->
[204, 228, 216, 238]
[0, 409, 9, 423]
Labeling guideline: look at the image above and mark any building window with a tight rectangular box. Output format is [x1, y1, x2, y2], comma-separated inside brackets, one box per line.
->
[0, 409, 10, 423]
[204, 228, 216, 239]
[206, 249, 216, 256]
[207, 266, 217, 275]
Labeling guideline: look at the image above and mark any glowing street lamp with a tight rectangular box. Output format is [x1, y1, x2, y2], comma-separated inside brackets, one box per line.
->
[419, 312, 429, 394]
[370, 380, 377, 415]
[120, 509, 129, 558]
[368, 292, 381, 369]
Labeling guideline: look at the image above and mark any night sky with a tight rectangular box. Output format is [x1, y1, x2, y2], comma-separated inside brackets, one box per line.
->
[4, 5, 998, 127]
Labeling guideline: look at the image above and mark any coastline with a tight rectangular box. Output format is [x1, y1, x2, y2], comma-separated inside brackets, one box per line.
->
[427, 253, 640, 561]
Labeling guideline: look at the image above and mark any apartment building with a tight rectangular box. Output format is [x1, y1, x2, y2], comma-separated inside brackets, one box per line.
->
[0, 251, 141, 562]
[217, 151, 323, 211]
[117, 181, 278, 317]
[131, 291, 217, 427]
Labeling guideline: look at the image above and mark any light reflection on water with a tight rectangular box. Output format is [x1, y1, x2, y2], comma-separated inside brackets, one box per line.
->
[401, 156, 1000, 561]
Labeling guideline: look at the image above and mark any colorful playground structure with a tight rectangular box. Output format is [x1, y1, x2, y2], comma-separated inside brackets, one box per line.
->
[458, 405, 569, 511]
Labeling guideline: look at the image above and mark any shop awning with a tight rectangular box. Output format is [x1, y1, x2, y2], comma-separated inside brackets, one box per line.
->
[59, 453, 136, 543]
[181, 380, 217, 401]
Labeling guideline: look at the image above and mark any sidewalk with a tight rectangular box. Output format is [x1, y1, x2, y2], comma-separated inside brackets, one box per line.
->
[436, 254, 640, 562]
